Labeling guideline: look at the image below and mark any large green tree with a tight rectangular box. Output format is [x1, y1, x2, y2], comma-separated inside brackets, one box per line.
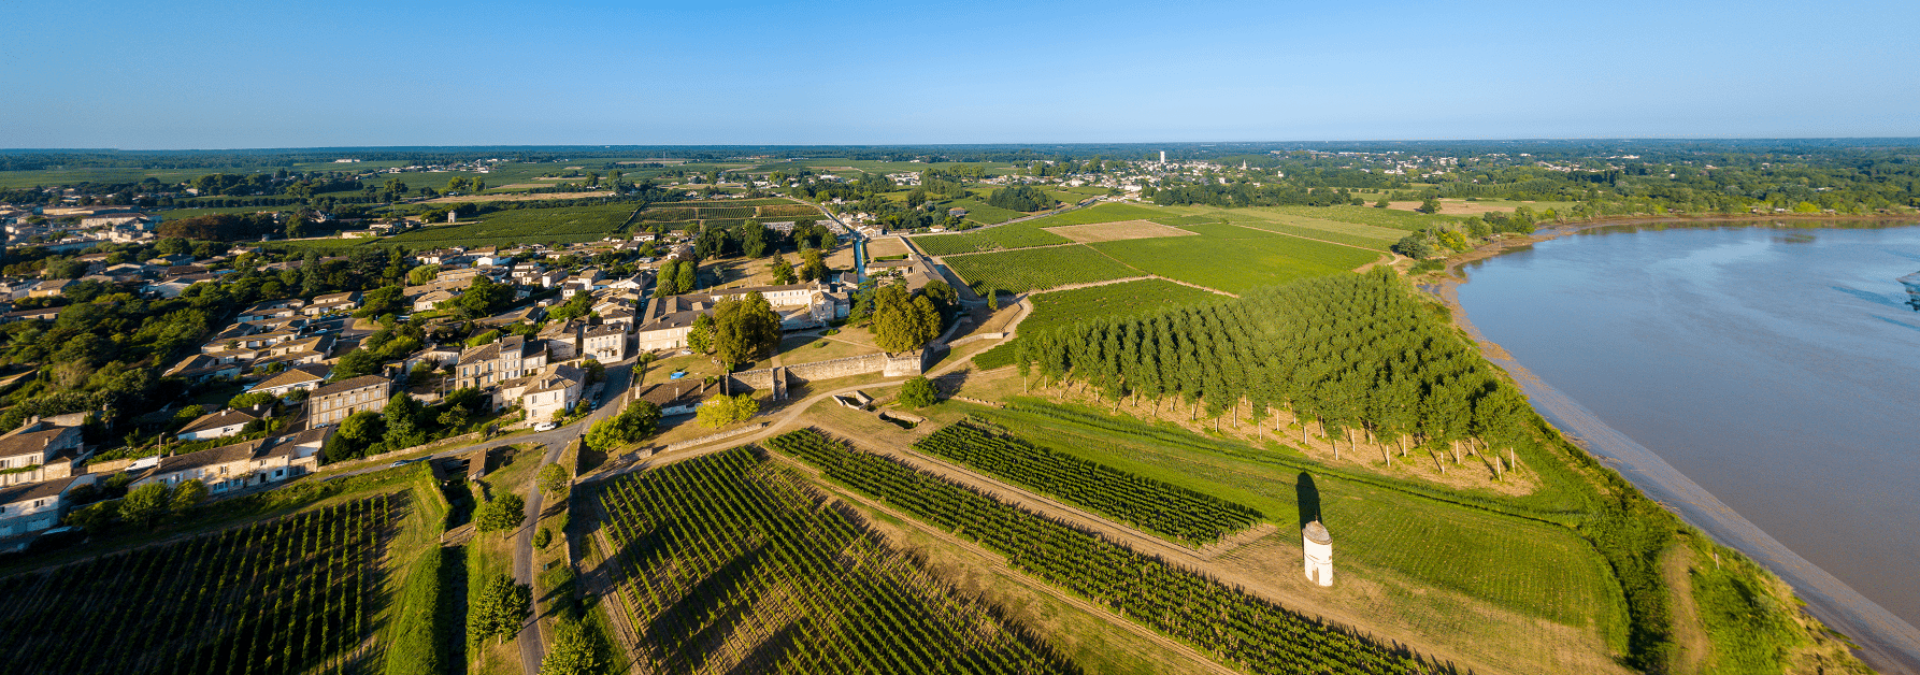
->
[469, 573, 531, 645]
[712, 292, 781, 368]
[872, 286, 939, 353]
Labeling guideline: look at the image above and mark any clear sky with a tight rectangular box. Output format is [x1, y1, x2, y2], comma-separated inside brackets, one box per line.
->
[4, 0, 1917, 149]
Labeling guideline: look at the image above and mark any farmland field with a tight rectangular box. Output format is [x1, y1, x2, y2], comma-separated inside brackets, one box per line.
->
[593, 445, 1076, 674]
[913, 222, 1072, 256]
[1256, 205, 1460, 231]
[1091, 223, 1378, 293]
[973, 279, 1226, 370]
[1044, 219, 1198, 243]
[1220, 216, 1401, 251]
[943, 245, 1140, 294]
[1021, 203, 1168, 228]
[971, 402, 1628, 633]
[383, 203, 637, 247]
[0, 496, 397, 674]
[913, 421, 1263, 545]
[764, 428, 1447, 675]
[947, 199, 1024, 225]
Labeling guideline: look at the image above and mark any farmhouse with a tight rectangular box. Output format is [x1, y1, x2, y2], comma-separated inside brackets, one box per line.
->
[131, 429, 328, 495]
[0, 476, 91, 539]
[0, 421, 85, 488]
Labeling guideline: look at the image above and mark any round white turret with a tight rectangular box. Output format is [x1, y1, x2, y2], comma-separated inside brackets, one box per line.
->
[1303, 520, 1333, 587]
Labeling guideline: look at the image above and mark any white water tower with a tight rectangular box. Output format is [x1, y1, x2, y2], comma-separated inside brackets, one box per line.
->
[1303, 520, 1333, 586]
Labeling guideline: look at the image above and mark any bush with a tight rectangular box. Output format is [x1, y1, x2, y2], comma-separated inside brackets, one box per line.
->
[534, 527, 552, 549]
[898, 376, 937, 408]
[475, 493, 526, 533]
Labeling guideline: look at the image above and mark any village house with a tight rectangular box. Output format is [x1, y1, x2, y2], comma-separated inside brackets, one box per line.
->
[0, 476, 93, 539]
[539, 320, 583, 360]
[250, 364, 329, 399]
[175, 405, 273, 442]
[500, 363, 585, 421]
[454, 334, 548, 390]
[131, 428, 329, 495]
[307, 375, 392, 427]
[303, 290, 360, 316]
[637, 381, 714, 417]
[0, 420, 85, 488]
[583, 325, 628, 362]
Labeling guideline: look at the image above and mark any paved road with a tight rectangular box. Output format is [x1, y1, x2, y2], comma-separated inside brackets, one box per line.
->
[512, 359, 636, 675]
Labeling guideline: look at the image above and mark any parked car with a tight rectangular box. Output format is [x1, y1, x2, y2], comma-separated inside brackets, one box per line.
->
[533, 422, 558, 432]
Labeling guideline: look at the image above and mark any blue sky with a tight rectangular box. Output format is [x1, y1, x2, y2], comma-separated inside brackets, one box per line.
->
[3, 0, 1916, 148]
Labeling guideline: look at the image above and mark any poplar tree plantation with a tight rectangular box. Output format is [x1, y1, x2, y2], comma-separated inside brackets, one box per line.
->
[1013, 268, 1530, 476]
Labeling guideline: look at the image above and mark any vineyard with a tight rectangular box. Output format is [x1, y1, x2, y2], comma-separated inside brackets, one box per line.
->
[914, 222, 1072, 256]
[1255, 205, 1459, 231]
[1090, 223, 1378, 293]
[943, 245, 1141, 294]
[593, 445, 1077, 675]
[1020, 203, 1168, 228]
[912, 421, 1262, 545]
[766, 428, 1443, 675]
[385, 203, 637, 247]
[0, 496, 394, 675]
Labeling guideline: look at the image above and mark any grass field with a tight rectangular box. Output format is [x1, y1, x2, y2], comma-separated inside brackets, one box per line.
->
[1091, 223, 1378, 293]
[383, 203, 635, 247]
[914, 222, 1073, 256]
[1022, 203, 1168, 228]
[944, 245, 1140, 293]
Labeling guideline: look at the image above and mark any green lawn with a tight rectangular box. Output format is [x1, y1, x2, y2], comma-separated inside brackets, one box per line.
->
[1090, 223, 1378, 293]
[943, 245, 1141, 294]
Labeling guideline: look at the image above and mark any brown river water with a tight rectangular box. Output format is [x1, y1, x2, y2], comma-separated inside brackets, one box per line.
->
[1452, 220, 1920, 674]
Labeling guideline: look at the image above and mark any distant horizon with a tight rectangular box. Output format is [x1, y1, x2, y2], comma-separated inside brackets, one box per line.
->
[6, 136, 1920, 154]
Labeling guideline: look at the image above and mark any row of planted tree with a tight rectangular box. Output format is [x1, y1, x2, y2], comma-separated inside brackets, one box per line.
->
[1012, 269, 1531, 478]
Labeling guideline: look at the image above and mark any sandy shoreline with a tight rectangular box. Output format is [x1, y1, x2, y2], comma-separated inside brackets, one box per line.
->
[1429, 216, 1920, 675]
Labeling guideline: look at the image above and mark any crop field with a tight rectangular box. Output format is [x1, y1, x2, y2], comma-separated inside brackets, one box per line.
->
[594, 446, 1075, 674]
[1149, 215, 1226, 227]
[1217, 216, 1401, 251]
[1043, 219, 1198, 243]
[971, 403, 1628, 633]
[943, 245, 1140, 294]
[947, 199, 1024, 225]
[1021, 203, 1168, 228]
[913, 421, 1263, 545]
[383, 203, 636, 247]
[1091, 223, 1377, 293]
[754, 202, 821, 218]
[764, 429, 1446, 675]
[973, 279, 1225, 370]
[914, 222, 1073, 256]
[0, 496, 394, 674]
[1257, 205, 1460, 231]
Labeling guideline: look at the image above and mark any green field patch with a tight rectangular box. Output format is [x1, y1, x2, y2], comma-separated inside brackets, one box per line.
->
[944, 245, 1140, 293]
[1149, 215, 1225, 227]
[1257, 205, 1461, 231]
[1022, 203, 1168, 228]
[1221, 216, 1400, 251]
[913, 222, 1073, 256]
[383, 203, 634, 247]
[1090, 223, 1377, 293]
[948, 199, 1024, 225]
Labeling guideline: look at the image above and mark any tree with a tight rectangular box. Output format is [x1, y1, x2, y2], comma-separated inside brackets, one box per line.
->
[695, 394, 758, 428]
[469, 573, 532, 645]
[1420, 197, 1442, 214]
[459, 275, 511, 317]
[170, 479, 208, 513]
[898, 376, 937, 408]
[712, 292, 780, 368]
[871, 286, 939, 353]
[539, 620, 606, 675]
[537, 464, 570, 495]
[383, 393, 426, 450]
[120, 482, 171, 528]
[675, 261, 697, 293]
[408, 264, 440, 285]
[1374, 196, 1391, 208]
[475, 493, 527, 533]
[65, 501, 118, 532]
[799, 249, 828, 283]
[768, 252, 796, 285]
[687, 314, 714, 354]
[332, 348, 383, 380]
[324, 410, 386, 462]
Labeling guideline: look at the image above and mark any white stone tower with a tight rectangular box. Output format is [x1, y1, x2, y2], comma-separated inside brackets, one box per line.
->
[1160, 150, 1167, 163]
[1303, 520, 1333, 586]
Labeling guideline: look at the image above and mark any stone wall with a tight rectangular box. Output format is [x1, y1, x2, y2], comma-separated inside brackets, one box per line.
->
[785, 352, 890, 382]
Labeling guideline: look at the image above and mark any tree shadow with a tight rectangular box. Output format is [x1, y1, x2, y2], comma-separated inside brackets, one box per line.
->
[1296, 471, 1321, 530]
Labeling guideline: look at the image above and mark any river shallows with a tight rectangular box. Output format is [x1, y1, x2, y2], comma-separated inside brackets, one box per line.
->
[1455, 221, 1920, 657]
